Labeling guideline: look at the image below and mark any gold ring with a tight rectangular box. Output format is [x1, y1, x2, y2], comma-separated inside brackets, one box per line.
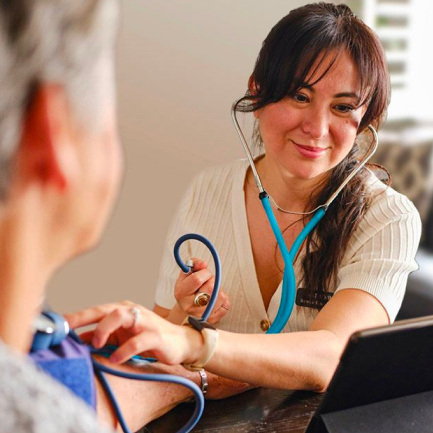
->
[193, 292, 210, 307]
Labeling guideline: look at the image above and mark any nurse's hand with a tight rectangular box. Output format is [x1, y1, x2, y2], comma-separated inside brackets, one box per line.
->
[65, 301, 203, 366]
[174, 258, 230, 324]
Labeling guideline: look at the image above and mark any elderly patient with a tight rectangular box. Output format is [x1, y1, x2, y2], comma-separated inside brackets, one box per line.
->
[0, 1, 247, 432]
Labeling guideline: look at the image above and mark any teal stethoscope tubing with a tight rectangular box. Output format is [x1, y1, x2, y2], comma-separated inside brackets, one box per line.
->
[261, 193, 326, 333]
[171, 194, 325, 335]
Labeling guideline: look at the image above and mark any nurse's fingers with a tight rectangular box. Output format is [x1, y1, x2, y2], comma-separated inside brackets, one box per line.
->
[175, 268, 213, 299]
[175, 258, 208, 284]
[208, 306, 228, 325]
[78, 330, 94, 344]
[180, 275, 216, 316]
[91, 305, 145, 349]
[79, 330, 121, 348]
[65, 301, 135, 329]
[195, 275, 216, 298]
[108, 334, 158, 365]
[194, 286, 225, 323]
[107, 314, 190, 365]
[207, 291, 230, 324]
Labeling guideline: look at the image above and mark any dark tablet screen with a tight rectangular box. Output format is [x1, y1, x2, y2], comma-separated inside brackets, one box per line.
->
[307, 315, 433, 431]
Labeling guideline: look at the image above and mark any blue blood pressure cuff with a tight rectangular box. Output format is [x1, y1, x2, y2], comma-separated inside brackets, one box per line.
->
[29, 312, 96, 410]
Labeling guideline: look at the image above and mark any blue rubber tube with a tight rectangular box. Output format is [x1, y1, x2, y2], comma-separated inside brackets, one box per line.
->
[76, 234, 220, 433]
[93, 359, 204, 433]
[89, 233, 222, 433]
[83, 234, 220, 433]
[174, 233, 222, 322]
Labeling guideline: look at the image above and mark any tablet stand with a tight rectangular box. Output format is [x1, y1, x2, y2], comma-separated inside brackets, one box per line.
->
[309, 386, 433, 432]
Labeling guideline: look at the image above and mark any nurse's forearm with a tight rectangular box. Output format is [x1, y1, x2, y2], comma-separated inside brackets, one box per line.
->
[205, 330, 341, 392]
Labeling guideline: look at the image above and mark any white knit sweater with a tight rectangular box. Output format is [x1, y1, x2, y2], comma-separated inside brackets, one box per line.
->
[155, 159, 422, 331]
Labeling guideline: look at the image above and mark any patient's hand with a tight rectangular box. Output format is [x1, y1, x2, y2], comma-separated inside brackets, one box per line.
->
[172, 258, 230, 325]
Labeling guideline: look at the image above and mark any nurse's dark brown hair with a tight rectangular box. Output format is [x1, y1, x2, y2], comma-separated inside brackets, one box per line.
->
[235, 3, 390, 299]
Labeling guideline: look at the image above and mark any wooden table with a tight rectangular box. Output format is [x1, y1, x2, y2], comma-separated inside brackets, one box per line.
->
[147, 388, 322, 433]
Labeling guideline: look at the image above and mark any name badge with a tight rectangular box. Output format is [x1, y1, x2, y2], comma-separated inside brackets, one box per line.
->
[296, 288, 333, 310]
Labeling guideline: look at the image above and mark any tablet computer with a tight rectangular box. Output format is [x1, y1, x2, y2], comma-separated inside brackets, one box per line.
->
[306, 315, 433, 433]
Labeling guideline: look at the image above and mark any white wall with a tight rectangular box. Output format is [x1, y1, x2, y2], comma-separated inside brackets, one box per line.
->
[346, 0, 433, 122]
[409, 0, 433, 122]
[47, 0, 308, 312]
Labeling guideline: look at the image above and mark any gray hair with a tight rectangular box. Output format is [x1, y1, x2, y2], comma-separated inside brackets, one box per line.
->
[0, 0, 119, 199]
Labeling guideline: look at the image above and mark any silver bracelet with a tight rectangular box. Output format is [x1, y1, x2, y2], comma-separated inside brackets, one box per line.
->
[198, 369, 208, 395]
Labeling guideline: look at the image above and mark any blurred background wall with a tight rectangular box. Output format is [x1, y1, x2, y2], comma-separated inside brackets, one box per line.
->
[48, 0, 433, 315]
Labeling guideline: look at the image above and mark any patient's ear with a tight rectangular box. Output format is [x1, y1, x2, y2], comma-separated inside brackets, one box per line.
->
[17, 84, 75, 191]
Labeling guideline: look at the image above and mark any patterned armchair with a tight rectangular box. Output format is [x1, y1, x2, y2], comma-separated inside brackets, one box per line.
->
[371, 123, 433, 320]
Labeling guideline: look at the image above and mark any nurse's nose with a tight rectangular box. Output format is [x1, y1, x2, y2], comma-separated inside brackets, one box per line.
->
[301, 106, 329, 140]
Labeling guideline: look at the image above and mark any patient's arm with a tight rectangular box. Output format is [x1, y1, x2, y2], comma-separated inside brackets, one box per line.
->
[95, 358, 253, 432]
[94, 357, 197, 431]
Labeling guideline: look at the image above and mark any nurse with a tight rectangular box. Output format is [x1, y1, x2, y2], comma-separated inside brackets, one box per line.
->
[69, 3, 421, 393]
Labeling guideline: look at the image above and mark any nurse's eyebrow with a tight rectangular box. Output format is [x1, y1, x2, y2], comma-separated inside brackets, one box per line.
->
[298, 83, 359, 99]
[296, 83, 361, 102]
[333, 92, 360, 101]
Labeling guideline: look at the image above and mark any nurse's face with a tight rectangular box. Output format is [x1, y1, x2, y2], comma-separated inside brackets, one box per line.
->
[255, 50, 367, 182]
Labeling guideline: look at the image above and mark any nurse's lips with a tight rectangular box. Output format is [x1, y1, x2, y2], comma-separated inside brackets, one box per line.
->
[292, 141, 328, 159]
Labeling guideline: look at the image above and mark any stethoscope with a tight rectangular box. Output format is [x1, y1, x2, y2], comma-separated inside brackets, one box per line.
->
[230, 96, 379, 332]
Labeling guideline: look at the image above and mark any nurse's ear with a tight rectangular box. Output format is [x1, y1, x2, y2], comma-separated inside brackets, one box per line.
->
[247, 75, 261, 120]
[248, 75, 257, 93]
[15, 84, 78, 193]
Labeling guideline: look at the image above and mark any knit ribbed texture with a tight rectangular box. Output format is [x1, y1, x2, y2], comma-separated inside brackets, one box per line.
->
[0, 339, 112, 433]
[155, 159, 422, 331]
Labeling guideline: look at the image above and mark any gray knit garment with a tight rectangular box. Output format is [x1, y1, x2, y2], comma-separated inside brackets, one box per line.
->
[0, 339, 114, 433]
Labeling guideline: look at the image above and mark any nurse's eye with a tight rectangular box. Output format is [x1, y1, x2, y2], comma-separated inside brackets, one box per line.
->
[334, 104, 355, 113]
[292, 93, 309, 103]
